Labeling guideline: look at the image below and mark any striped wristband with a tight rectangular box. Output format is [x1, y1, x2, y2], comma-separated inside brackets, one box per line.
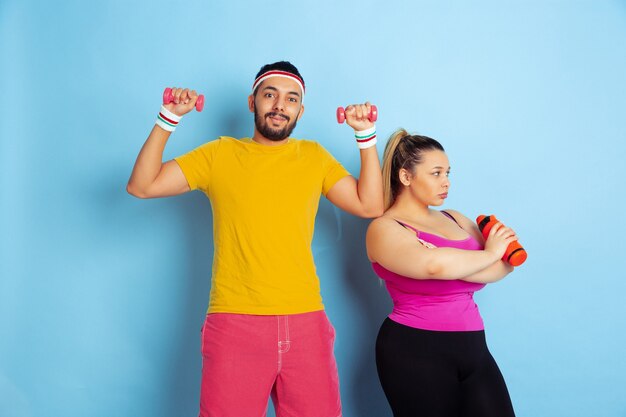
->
[156, 105, 182, 132]
[354, 126, 377, 149]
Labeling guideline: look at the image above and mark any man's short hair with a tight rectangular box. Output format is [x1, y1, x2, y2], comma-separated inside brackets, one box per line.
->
[252, 61, 305, 96]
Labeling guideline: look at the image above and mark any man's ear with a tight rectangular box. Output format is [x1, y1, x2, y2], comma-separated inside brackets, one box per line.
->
[248, 94, 255, 113]
[296, 104, 305, 120]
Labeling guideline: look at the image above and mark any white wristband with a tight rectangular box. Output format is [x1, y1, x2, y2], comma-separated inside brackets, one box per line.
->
[156, 105, 182, 132]
[354, 126, 377, 149]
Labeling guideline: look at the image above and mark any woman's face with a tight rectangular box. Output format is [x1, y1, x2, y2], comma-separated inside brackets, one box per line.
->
[402, 150, 451, 206]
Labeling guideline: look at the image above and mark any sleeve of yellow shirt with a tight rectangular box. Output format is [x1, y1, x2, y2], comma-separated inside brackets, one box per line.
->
[317, 142, 351, 196]
[174, 138, 222, 192]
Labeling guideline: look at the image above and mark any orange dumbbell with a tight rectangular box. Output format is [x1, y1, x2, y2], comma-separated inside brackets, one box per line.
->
[476, 215, 527, 267]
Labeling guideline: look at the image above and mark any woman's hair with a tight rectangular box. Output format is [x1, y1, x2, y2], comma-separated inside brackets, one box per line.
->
[381, 128, 445, 209]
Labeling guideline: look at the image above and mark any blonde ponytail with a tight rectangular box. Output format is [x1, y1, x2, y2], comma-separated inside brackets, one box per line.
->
[382, 128, 409, 210]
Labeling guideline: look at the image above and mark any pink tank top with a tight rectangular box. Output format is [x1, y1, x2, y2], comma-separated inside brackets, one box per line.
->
[372, 212, 486, 331]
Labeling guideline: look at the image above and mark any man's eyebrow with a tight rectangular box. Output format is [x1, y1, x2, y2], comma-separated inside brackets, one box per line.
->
[261, 85, 301, 98]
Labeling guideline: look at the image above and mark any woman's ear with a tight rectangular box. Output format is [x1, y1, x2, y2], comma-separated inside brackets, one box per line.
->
[399, 168, 412, 186]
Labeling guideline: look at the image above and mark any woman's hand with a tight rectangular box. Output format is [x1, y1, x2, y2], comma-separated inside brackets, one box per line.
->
[483, 222, 518, 260]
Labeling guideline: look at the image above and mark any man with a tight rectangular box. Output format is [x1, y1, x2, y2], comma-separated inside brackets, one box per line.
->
[127, 61, 383, 417]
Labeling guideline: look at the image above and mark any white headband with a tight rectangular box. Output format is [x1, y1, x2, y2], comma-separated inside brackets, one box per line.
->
[252, 70, 305, 96]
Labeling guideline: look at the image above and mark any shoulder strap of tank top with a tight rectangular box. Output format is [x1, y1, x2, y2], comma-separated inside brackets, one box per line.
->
[395, 220, 439, 249]
[441, 210, 462, 228]
[394, 220, 420, 234]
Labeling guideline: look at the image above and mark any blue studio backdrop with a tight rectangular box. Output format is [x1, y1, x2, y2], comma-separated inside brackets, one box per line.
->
[1, 1, 626, 416]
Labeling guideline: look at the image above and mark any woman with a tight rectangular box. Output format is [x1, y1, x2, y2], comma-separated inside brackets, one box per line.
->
[367, 129, 517, 417]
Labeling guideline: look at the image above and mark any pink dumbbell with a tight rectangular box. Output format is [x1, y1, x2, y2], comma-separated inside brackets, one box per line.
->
[336, 105, 378, 124]
[163, 87, 205, 112]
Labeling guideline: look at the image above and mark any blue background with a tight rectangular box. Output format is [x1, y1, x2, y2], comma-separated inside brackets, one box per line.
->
[2, 1, 625, 416]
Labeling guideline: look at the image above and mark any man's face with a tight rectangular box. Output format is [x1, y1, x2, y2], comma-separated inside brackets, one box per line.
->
[249, 76, 304, 141]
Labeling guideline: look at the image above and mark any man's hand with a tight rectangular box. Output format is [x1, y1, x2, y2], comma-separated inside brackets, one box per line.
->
[164, 87, 200, 116]
[343, 102, 375, 131]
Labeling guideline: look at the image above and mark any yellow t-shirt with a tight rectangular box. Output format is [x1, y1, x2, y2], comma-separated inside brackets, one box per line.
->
[175, 136, 350, 315]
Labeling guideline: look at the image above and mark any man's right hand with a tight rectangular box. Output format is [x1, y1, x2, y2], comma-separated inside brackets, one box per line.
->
[165, 87, 200, 116]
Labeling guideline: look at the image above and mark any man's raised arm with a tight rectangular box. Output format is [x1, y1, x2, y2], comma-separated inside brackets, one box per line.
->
[127, 88, 198, 199]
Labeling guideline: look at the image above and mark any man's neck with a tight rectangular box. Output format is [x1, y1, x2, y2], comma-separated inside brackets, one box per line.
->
[251, 132, 290, 146]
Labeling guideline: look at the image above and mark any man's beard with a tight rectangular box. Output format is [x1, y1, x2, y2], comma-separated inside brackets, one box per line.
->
[254, 109, 298, 141]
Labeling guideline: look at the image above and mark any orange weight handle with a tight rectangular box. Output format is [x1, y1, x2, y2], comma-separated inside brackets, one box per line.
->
[476, 215, 527, 267]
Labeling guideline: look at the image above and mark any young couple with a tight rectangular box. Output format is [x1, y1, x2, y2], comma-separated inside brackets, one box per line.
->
[127, 61, 517, 417]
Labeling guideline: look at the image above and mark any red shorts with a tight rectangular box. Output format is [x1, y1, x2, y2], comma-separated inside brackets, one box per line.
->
[198, 310, 342, 417]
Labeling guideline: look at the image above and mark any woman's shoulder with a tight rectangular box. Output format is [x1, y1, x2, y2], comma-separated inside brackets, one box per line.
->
[367, 214, 413, 243]
[368, 214, 401, 230]
[366, 214, 415, 262]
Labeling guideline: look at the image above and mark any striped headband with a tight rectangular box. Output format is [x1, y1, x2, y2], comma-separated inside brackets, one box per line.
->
[252, 70, 305, 96]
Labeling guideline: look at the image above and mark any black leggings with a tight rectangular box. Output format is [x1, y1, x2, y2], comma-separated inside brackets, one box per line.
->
[376, 318, 515, 417]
